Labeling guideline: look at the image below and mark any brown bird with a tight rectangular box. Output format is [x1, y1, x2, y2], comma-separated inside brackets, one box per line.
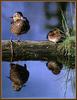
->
[10, 12, 30, 40]
[47, 28, 65, 43]
[9, 63, 29, 91]
[10, 12, 30, 61]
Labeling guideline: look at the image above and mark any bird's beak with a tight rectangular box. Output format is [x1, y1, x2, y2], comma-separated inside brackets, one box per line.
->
[10, 17, 13, 18]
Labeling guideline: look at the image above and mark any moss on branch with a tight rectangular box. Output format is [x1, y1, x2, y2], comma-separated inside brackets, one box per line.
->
[2, 37, 75, 68]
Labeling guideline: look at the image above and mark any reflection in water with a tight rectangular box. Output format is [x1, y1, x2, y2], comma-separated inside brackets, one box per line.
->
[9, 63, 29, 91]
[46, 60, 63, 75]
[46, 59, 75, 97]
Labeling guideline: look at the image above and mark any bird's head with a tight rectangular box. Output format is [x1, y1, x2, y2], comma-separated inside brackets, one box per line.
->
[12, 82, 22, 91]
[11, 12, 23, 22]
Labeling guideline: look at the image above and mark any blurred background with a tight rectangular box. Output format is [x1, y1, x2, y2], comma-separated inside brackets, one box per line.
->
[2, 1, 76, 98]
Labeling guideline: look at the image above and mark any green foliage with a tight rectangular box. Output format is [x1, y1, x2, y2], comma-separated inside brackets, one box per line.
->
[58, 8, 75, 59]
[57, 36, 75, 69]
[58, 36, 75, 57]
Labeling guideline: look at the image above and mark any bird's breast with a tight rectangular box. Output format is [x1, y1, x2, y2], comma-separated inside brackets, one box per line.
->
[11, 20, 29, 35]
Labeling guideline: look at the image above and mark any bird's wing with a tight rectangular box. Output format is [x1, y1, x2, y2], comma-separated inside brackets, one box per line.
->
[23, 17, 29, 23]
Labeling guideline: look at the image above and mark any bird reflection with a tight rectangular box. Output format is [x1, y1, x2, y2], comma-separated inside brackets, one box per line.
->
[46, 60, 63, 75]
[9, 63, 29, 91]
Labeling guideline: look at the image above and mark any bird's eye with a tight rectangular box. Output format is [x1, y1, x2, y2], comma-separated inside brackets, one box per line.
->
[13, 15, 16, 18]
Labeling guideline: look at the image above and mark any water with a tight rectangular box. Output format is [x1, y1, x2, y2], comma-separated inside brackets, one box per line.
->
[1, 2, 75, 98]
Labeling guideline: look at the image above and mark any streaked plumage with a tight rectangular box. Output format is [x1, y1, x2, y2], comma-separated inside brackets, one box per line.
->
[10, 12, 30, 36]
[47, 28, 65, 43]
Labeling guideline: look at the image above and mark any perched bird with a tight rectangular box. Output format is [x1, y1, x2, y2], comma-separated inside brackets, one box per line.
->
[46, 61, 63, 75]
[10, 12, 30, 61]
[9, 63, 29, 91]
[10, 12, 30, 40]
[47, 28, 65, 43]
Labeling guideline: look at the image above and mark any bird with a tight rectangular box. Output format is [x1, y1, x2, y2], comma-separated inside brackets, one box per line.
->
[10, 12, 30, 62]
[47, 28, 65, 43]
[10, 12, 30, 40]
[9, 63, 29, 91]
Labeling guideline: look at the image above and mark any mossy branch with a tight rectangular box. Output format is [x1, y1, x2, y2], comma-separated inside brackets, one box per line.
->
[2, 40, 57, 61]
[2, 39, 75, 68]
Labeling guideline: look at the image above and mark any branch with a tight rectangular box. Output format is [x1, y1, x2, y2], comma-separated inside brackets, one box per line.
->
[2, 40, 57, 61]
[2, 40, 75, 68]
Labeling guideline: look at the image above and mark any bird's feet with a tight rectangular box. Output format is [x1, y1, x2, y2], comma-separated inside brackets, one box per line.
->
[16, 36, 21, 45]
[18, 40, 21, 42]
